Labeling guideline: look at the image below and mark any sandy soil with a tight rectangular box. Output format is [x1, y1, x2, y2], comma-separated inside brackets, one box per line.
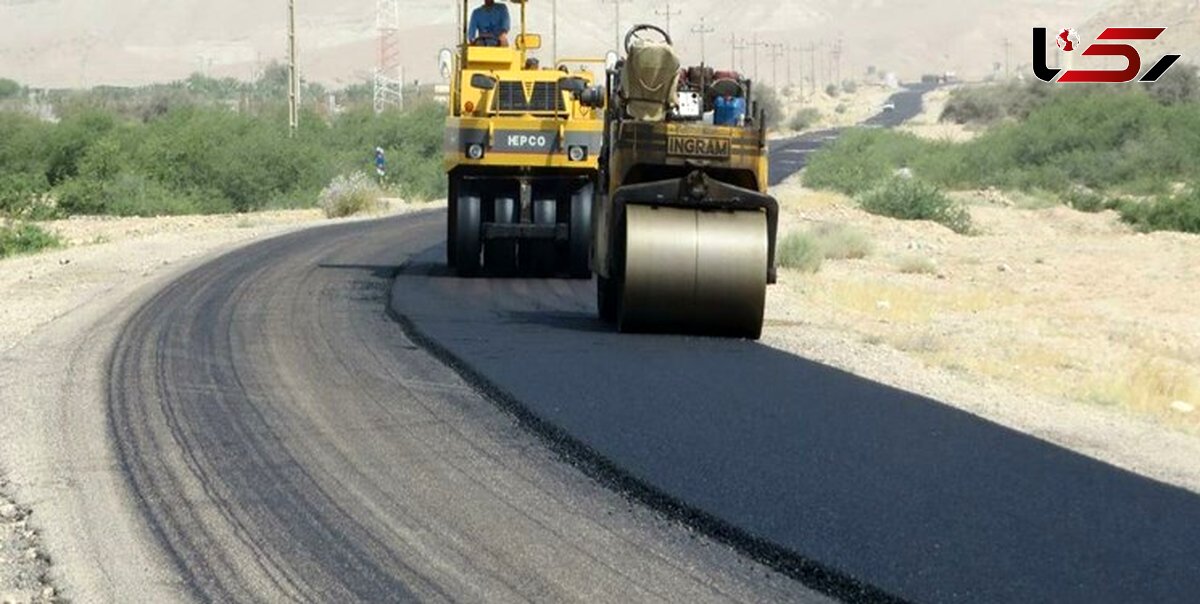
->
[763, 179, 1200, 492]
[0, 200, 433, 602]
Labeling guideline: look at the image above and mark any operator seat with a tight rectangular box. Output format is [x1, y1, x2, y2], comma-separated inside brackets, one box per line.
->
[619, 40, 680, 122]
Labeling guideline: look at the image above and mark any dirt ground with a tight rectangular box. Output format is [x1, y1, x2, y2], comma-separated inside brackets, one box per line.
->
[764, 178, 1200, 492]
[0, 200, 428, 603]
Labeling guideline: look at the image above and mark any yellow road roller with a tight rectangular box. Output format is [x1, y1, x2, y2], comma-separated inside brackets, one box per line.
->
[583, 25, 779, 339]
[444, 0, 607, 278]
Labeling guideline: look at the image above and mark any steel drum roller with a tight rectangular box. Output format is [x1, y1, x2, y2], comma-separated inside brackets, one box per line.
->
[619, 205, 768, 338]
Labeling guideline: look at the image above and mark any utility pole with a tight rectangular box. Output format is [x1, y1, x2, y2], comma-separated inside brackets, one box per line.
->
[833, 36, 843, 87]
[769, 43, 785, 88]
[603, 0, 631, 52]
[287, 0, 299, 136]
[655, 1, 682, 38]
[729, 34, 747, 72]
[805, 43, 817, 95]
[691, 17, 716, 65]
[1003, 37, 1012, 79]
[552, 0, 557, 64]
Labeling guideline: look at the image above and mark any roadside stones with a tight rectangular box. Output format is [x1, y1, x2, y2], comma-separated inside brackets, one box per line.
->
[1171, 401, 1195, 414]
[0, 503, 21, 521]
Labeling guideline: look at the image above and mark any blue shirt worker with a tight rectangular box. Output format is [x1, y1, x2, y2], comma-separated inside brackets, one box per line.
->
[468, 0, 510, 47]
[713, 94, 746, 126]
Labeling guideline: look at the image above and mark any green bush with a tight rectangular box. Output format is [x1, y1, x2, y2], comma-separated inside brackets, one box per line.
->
[0, 172, 56, 220]
[317, 172, 382, 218]
[1116, 188, 1200, 233]
[858, 177, 973, 234]
[754, 85, 784, 130]
[1063, 188, 1116, 213]
[787, 107, 821, 132]
[0, 222, 61, 258]
[811, 223, 873, 259]
[776, 231, 824, 273]
[941, 81, 1054, 125]
[803, 128, 931, 195]
[0, 78, 20, 100]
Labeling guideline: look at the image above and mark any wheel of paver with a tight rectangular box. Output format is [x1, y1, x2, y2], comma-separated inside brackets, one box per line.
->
[446, 175, 458, 267]
[568, 184, 594, 279]
[454, 192, 482, 277]
[596, 273, 619, 323]
[618, 205, 768, 339]
[485, 196, 518, 276]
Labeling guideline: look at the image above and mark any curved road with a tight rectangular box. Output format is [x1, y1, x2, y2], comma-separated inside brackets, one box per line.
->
[105, 90, 1200, 603]
[107, 212, 825, 603]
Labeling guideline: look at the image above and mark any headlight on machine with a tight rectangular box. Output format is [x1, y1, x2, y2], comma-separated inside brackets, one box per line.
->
[567, 145, 588, 162]
[466, 144, 485, 160]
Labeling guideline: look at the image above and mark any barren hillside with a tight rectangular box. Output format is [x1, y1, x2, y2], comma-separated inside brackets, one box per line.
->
[0, 0, 1114, 89]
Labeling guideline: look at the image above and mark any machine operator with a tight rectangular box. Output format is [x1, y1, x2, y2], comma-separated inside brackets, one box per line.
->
[468, 0, 510, 47]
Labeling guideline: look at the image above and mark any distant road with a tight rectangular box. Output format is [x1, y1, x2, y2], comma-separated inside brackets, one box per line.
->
[769, 83, 936, 185]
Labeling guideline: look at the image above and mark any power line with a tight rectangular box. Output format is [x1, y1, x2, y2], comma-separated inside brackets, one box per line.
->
[602, 0, 632, 52]
[655, 1, 682, 38]
[729, 34, 747, 73]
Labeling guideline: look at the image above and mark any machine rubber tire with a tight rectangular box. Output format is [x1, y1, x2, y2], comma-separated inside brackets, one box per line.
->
[568, 184, 594, 279]
[485, 197, 518, 276]
[454, 193, 482, 277]
[596, 274, 619, 323]
[522, 199, 557, 277]
[446, 175, 458, 267]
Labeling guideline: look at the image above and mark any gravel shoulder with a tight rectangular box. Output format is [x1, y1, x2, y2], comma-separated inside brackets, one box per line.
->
[0, 204, 425, 602]
[764, 180, 1200, 493]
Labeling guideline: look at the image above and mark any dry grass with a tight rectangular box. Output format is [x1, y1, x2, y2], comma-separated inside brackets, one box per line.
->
[895, 254, 938, 275]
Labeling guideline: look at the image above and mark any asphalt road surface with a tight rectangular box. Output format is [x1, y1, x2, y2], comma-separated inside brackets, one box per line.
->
[107, 212, 828, 603]
[105, 87, 1200, 603]
[392, 241, 1200, 604]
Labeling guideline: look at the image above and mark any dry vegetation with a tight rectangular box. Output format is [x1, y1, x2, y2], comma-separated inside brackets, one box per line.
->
[765, 178, 1200, 436]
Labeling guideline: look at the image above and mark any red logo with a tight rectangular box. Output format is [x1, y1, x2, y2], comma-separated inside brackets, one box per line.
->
[1033, 27, 1182, 83]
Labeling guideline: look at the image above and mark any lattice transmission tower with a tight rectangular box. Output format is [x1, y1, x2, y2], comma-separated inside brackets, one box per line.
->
[374, 0, 404, 113]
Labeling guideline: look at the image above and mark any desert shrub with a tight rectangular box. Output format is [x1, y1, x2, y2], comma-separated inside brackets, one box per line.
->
[812, 223, 873, 259]
[1116, 188, 1200, 234]
[754, 85, 783, 130]
[787, 107, 821, 131]
[776, 231, 824, 273]
[896, 254, 938, 275]
[318, 172, 383, 218]
[1063, 188, 1116, 213]
[825, 84, 839, 97]
[1146, 64, 1200, 106]
[0, 78, 20, 100]
[56, 173, 209, 216]
[941, 81, 1054, 125]
[0, 172, 56, 220]
[841, 80, 858, 94]
[858, 177, 973, 234]
[803, 128, 932, 195]
[0, 222, 61, 258]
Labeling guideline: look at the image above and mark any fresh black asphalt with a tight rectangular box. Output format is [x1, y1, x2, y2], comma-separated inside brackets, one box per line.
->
[388, 84, 1200, 602]
[391, 248, 1200, 603]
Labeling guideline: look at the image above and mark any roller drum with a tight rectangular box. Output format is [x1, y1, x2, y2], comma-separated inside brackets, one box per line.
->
[619, 205, 767, 339]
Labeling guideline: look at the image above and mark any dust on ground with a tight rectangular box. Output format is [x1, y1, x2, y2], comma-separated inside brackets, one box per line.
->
[0, 199, 436, 601]
[763, 179, 1200, 492]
